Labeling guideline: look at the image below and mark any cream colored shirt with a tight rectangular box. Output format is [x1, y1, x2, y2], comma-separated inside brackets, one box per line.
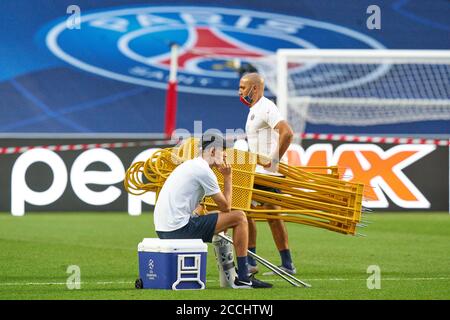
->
[245, 96, 284, 175]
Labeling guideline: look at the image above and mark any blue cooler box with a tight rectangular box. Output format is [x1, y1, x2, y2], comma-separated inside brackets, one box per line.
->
[137, 238, 208, 290]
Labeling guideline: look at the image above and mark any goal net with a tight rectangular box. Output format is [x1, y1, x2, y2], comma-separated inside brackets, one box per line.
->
[253, 49, 450, 134]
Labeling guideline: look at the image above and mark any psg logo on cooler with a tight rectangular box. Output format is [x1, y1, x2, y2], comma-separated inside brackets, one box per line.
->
[45, 6, 385, 96]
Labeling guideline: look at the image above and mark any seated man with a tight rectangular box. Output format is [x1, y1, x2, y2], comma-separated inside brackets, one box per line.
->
[153, 133, 272, 289]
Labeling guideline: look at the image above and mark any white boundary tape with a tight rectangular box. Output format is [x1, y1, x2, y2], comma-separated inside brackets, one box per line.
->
[301, 133, 450, 146]
[0, 140, 175, 156]
[1, 133, 448, 156]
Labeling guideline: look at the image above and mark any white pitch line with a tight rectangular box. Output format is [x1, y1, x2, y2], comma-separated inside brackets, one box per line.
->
[0, 282, 67, 286]
[0, 281, 132, 286]
[301, 277, 450, 281]
[0, 277, 449, 287]
[225, 277, 450, 282]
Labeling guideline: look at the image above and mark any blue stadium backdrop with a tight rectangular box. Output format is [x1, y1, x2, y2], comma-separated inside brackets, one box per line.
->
[0, 0, 449, 135]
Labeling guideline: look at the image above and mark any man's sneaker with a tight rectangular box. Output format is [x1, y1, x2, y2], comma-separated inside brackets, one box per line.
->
[231, 278, 252, 289]
[262, 264, 297, 276]
[249, 276, 273, 288]
[232, 276, 273, 289]
[248, 264, 259, 275]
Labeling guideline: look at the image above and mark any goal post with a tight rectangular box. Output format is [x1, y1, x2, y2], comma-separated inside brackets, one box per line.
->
[256, 49, 450, 134]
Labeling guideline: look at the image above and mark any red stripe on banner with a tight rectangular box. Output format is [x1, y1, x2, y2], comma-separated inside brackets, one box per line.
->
[165, 81, 177, 138]
[1, 134, 448, 157]
[300, 133, 449, 146]
[0, 139, 175, 156]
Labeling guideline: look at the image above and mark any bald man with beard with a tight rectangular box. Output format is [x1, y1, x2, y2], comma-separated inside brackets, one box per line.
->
[238, 73, 297, 276]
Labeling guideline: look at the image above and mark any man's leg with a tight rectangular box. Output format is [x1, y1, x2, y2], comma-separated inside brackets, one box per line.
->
[264, 204, 295, 271]
[215, 210, 249, 282]
[247, 216, 258, 271]
[265, 204, 289, 250]
[214, 210, 273, 288]
[215, 210, 248, 257]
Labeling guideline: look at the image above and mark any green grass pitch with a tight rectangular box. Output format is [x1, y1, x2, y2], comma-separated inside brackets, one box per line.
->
[0, 212, 449, 300]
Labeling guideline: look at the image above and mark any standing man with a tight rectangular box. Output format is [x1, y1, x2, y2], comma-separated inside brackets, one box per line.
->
[154, 133, 272, 288]
[238, 73, 297, 275]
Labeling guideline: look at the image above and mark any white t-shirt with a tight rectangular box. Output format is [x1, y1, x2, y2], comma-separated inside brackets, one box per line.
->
[245, 96, 284, 175]
[154, 157, 221, 232]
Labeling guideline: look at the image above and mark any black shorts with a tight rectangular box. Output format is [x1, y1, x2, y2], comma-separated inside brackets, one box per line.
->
[254, 184, 281, 194]
[156, 213, 219, 243]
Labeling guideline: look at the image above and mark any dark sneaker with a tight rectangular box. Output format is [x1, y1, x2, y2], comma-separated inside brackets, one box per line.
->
[262, 264, 297, 276]
[232, 276, 273, 289]
[232, 278, 252, 289]
[249, 276, 273, 288]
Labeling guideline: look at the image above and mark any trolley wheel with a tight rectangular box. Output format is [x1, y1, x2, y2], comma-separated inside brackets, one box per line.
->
[135, 278, 143, 289]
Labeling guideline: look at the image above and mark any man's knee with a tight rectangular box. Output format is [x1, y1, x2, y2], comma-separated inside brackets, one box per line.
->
[232, 210, 247, 225]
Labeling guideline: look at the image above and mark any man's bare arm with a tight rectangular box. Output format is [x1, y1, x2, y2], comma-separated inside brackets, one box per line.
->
[274, 120, 294, 160]
[211, 161, 232, 212]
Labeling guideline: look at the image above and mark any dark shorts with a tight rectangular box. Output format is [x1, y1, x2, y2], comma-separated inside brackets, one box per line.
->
[254, 184, 281, 194]
[156, 213, 219, 243]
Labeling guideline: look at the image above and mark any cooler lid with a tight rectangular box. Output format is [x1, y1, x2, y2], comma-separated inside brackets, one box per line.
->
[138, 238, 207, 253]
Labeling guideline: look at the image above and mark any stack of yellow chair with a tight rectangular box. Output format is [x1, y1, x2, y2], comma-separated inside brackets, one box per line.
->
[124, 138, 366, 236]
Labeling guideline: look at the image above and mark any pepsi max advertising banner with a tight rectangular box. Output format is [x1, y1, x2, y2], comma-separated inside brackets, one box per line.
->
[0, 138, 448, 215]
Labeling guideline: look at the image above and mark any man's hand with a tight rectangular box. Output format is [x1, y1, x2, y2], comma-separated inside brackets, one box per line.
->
[217, 153, 232, 177]
[213, 153, 232, 212]
[258, 154, 271, 166]
[263, 158, 279, 173]
[218, 162, 232, 177]
[257, 154, 279, 172]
